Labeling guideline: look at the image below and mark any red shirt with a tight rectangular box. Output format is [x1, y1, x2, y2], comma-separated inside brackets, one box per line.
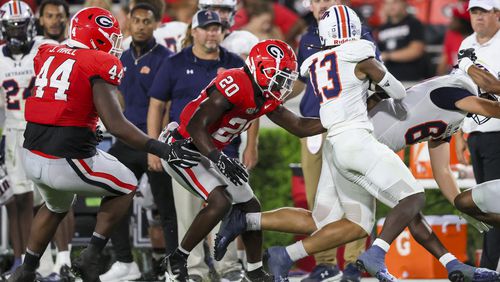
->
[26, 44, 123, 131]
[232, 3, 300, 36]
[443, 30, 464, 66]
[177, 68, 281, 149]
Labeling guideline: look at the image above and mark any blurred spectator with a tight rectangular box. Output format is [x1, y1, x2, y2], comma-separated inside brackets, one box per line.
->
[377, 0, 426, 81]
[436, 1, 473, 75]
[84, 0, 111, 11]
[241, 1, 284, 40]
[38, 0, 70, 42]
[115, 5, 131, 37]
[232, 0, 306, 45]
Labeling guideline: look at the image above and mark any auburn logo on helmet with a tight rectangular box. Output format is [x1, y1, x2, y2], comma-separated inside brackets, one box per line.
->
[266, 45, 284, 59]
[95, 15, 113, 28]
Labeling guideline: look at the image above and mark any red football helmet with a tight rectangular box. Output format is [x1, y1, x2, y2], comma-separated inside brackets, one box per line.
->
[245, 39, 298, 101]
[67, 7, 123, 58]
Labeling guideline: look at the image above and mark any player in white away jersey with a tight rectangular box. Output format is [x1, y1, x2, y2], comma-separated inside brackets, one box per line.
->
[214, 5, 500, 282]
[0, 0, 56, 273]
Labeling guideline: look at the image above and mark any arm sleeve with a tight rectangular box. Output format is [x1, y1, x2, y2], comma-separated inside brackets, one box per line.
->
[147, 58, 173, 102]
[377, 71, 406, 100]
[96, 53, 124, 86]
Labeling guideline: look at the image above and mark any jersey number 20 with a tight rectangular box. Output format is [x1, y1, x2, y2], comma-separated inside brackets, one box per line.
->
[309, 52, 342, 103]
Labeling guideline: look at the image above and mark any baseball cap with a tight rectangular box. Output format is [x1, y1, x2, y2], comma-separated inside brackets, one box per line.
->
[192, 9, 222, 29]
[468, 0, 500, 11]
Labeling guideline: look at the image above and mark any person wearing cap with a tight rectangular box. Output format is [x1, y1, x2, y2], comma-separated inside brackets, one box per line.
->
[147, 10, 245, 281]
[97, 3, 176, 281]
[455, 0, 500, 272]
[436, 1, 473, 75]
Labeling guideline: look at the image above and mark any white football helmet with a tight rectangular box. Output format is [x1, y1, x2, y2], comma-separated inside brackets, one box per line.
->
[0, 0, 36, 49]
[198, 0, 237, 28]
[318, 5, 361, 47]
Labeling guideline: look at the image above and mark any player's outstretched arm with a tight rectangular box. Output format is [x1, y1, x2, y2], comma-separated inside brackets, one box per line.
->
[356, 58, 406, 100]
[455, 96, 500, 119]
[428, 140, 460, 204]
[266, 105, 325, 138]
[93, 78, 200, 166]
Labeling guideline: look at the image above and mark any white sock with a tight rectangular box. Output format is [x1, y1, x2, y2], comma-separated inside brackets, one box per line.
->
[439, 253, 457, 268]
[237, 250, 246, 260]
[57, 251, 71, 267]
[373, 238, 390, 253]
[246, 213, 261, 231]
[247, 261, 262, 272]
[285, 241, 308, 261]
[178, 246, 190, 255]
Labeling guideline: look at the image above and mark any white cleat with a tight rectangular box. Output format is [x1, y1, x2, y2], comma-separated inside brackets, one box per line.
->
[99, 261, 141, 282]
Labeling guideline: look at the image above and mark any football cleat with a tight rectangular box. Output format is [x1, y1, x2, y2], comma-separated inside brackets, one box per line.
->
[264, 247, 293, 282]
[214, 207, 247, 261]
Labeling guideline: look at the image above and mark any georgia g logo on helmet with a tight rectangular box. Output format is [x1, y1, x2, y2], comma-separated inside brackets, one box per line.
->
[266, 45, 284, 60]
[95, 15, 113, 28]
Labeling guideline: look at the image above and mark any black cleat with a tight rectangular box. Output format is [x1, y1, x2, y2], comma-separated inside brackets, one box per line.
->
[246, 267, 274, 282]
[71, 249, 101, 282]
[7, 265, 36, 282]
[214, 207, 247, 261]
[162, 250, 188, 282]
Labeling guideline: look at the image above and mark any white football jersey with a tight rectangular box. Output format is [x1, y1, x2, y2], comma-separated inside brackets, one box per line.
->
[122, 21, 188, 53]
[221, 30, 259, 57]
[0, 36, 56, 129]
[301, 39, 376, 136]
[370, 73, 478, 152]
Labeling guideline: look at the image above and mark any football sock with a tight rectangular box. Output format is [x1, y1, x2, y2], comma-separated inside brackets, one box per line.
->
[24, 249, 41, 271]
[285, 241, 308, 261]
[247, 261, 263, 272]
[373, 238, 390, 252]
[246, 213, 261, 231]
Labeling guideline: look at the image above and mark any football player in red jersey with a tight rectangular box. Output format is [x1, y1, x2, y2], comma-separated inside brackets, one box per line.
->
[8, 7, 200, 282]
[159, 39, 325, 281]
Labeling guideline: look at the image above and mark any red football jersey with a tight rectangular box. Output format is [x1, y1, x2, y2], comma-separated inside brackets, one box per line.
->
[25, 44, 124, 130]
[177, 68, 281, 149]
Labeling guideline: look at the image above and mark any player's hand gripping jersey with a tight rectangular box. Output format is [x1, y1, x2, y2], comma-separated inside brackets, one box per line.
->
[176, 68, 281, 149]
[301, 39, 377, 135]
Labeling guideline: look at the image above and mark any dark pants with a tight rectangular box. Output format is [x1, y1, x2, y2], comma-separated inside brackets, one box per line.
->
[468, 132, 500, 270]
[108, 140, 178, 262]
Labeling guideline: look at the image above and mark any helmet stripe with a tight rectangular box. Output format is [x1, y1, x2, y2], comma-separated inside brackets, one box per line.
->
[333, 7, 341, 39]
[337, 5, 348, 39]
[12, 0, 18, 15]
[344, 5, 351, 38]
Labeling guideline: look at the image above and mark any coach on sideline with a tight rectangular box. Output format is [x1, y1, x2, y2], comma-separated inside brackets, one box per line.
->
[455, 0, 500, 272]
[100, 3, 177, 281]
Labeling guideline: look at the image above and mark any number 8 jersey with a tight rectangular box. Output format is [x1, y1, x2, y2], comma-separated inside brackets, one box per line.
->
[300, 39, 377, 136]
[24, 44, 124, 158]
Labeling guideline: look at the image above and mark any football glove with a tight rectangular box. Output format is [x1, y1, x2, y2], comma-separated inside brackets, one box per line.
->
[146, 139, 201, 169]
[168, 139, 201, 168]
[457, 48, 477, 62]
[208, 150, 249, 186]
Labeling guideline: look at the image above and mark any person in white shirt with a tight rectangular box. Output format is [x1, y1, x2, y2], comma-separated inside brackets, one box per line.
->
[454, 0, 500, 272]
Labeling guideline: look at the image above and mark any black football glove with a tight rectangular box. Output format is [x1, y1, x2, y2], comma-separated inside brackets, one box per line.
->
[208, 150, 249, 186]
[146, 139, 201, 169]
[95, 125, 104, 143]
[457, 48, 477, 63]
[167, 139, 201, 168]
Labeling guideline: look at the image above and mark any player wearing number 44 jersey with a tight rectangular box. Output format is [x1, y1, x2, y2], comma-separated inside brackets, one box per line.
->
[8, 7, 200, 282]
[158, 39, 325, 282]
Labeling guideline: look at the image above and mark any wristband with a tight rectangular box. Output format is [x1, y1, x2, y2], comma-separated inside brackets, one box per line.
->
[207, 149, 221, 163]
[458, 57, 474, 73]
[146, 139, 166, 157]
